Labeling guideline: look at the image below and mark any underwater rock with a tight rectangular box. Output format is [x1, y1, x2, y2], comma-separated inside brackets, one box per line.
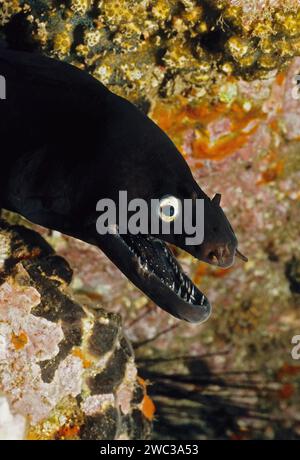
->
[0, 394, 26, 440]
[0, 219, 152, 440]
[1, 0, 300, 106]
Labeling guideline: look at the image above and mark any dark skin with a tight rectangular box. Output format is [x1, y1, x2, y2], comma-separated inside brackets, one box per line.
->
[0, 48, 246, 323]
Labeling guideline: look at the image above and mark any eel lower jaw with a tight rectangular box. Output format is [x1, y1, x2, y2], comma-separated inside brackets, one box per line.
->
[95, 229, 211, 323]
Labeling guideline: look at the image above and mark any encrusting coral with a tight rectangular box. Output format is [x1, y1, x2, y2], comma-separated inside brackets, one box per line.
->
[1, 0, 300, 106]
[0, 219, 153, 440]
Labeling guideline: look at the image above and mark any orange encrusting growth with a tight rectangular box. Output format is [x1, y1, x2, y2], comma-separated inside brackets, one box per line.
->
[137, 377, 156, 421]
[11, 331, 28, 350]
[210, 267, 233, 278]
[141, 394, 156, 421]
[278, 383, 295, 400]
[277, 363, 300, 380]
[276, 72, 286, 86]
[55, 424, 80, 440]
[256, 150, 284, 185]
[152, 98, 265, 162]
[256, 160, 284, 184]
[72, 347, 92, 368]
[276, 364, 300, 400]
[193, 264, 232, 286]
[193, 264, 208, 286]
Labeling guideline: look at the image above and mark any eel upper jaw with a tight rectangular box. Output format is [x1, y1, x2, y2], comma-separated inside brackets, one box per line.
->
[94, 228, 211, 324]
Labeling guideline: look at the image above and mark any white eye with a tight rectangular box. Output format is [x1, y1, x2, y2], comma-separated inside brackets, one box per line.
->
[159, 196, 180, 223]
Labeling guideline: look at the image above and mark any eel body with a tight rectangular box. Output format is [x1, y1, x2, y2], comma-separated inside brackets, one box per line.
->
[0, 48, 239, 323]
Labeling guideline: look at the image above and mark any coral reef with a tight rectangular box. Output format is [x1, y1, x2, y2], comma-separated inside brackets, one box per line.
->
[1, 0, 300, 106]
[1, 0, 300, 441]
[0, 220, 152, 440]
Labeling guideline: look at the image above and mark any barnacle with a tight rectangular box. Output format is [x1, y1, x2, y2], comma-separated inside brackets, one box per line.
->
[70, 0, 91, 16]
[53, 30, 72, 57]
[84, 29, 102, 48]
[281, 14, 299, 36]
[258, 54, 277, 70]
[35, 21, 48, 46]
[181, 5, 203, 26]
[100, 0, 134, 28]
[151, 0, 172, 22]
[163, 37, 198, 70]
[76, 43, 89, 58]
[221, 62, 234, 74]
[94, 62, 113, 85]
[0, 0, 21, 26]
[227, 36, 250, 60]
[239, 53, 257, 69]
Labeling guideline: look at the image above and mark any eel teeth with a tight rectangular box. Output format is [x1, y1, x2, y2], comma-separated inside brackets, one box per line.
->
[211, 255, 219, 265]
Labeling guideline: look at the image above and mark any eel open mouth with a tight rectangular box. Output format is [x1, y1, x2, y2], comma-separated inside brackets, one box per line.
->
[96, 228, 211, 323]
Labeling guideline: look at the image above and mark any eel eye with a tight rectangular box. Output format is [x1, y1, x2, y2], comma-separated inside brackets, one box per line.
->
[159, 196, 180, 223]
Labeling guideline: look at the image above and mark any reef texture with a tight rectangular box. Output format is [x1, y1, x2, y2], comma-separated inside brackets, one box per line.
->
[0, 220, 153, 440]
[1, 0, 300, 106]
[1, 0, 300, 441]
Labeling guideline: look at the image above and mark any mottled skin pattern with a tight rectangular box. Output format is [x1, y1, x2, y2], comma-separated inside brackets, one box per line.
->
[0, 219, 151, 440]
[0, 48, 239, 323]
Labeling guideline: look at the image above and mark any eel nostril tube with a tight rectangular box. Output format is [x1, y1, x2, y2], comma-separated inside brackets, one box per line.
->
[208, 251, 218, 264]
[236, 249, 248, 262]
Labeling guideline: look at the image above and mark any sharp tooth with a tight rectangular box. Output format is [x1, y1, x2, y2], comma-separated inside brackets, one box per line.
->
[201, 295, 205, 306]
[178, 287, 181, 297]
[172, 282, 175, 290]
[192, 286, 195, 297]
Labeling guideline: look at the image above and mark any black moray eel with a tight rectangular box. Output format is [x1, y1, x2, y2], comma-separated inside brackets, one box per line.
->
[0, 48, 247, 323]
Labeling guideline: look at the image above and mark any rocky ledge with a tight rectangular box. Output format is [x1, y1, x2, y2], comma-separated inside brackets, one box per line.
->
[0, 219, 153, 440]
